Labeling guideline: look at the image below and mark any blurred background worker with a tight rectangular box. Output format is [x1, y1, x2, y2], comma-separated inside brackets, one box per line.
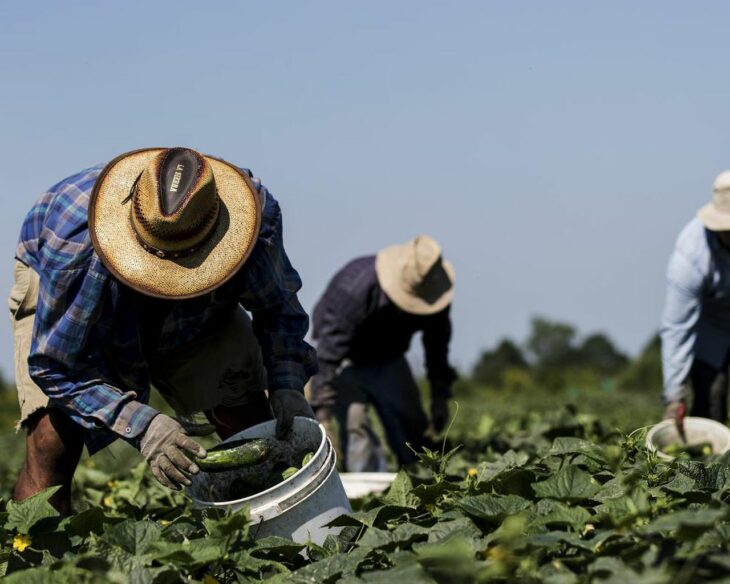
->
[662, 171, 730, 431]
[309, 235, 457, 471]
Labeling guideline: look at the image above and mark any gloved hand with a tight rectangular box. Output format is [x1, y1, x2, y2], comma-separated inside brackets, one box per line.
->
[269, 389, 315, 439]
[664, 400, 687, 438]
[175, 413, 217, 437]
[430, 396, 451, 434]
[140, 414, 207, 490]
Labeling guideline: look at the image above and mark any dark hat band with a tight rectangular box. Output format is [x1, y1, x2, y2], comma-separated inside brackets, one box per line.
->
[124, 173, 219, 259]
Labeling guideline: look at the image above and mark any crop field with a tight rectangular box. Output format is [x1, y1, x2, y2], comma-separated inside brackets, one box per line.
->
[1, 385, 730, 583]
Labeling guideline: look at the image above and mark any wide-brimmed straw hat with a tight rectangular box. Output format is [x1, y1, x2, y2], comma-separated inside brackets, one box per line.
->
[89, 147, 261, 299]
[698, 171, 730, 232]
[375, 235, 455, 315]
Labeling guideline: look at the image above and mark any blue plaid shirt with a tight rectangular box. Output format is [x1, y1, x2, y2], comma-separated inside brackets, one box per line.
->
[16, 162, 317, 453]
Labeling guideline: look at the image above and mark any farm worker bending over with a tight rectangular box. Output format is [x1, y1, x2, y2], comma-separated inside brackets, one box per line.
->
[662, 171, 730, 431]
[8, 147, 317, 513]
[309, 236, 457, 471]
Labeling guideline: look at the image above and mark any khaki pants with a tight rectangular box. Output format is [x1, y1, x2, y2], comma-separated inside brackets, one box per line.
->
[8, 260, 267, 430]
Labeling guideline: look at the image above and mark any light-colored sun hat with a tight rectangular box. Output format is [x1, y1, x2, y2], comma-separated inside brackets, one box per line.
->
[375, 235, 455, 315]
[89, 147, 261, 299]
[698, 171, 730, 232]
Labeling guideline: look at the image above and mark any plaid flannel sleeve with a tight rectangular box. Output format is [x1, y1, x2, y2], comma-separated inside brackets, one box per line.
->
[238, 184, 317, 392]
[27, 254, 158, 441]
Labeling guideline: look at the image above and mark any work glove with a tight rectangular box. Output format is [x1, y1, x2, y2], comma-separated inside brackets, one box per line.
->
[664, 400, 687, 439]
[269, 389, 315, 439]
[175, 413, 217, 437]
[430, 396, 451, 434]
[140, 414, 207, 490]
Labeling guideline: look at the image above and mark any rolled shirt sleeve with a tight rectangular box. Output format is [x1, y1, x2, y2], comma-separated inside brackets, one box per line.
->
[660, 248, 704, 404]
[28, 255, 158, 442]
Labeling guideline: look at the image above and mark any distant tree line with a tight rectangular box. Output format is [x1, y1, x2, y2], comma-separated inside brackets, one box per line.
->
[471, 317, 662, 392]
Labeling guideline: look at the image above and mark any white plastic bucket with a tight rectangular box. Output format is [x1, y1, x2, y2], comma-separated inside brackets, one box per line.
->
[340, 472, 397, 499]
[187, 417, 351, 544]
[646, 416, 730, 461]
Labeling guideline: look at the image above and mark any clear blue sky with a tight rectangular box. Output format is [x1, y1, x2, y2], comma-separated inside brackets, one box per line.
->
[1, 1, 729, 378]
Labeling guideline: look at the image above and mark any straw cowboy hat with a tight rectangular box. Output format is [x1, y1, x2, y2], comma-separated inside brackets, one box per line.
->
[375, 235, 455, 315]
[89, 147, 261, 299]
[698, 171, 730, 232]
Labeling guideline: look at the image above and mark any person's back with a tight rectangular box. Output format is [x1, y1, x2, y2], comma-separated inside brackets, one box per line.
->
[312, 255, 450, 367]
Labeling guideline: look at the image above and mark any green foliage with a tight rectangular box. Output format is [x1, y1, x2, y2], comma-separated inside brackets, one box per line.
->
[472, 340, 528, 387]
[5, 487, 60, 534]
[0, 388, 21, 433]
[0, 339, 668, 582]
[526, 317, 578, 369]
[531, 466, 601, 503]
[527, 318, 630, 390]
[472, 318, 639, 392]
[575, 333, 629, 376]
[618, 333, 663, 393]
[1, 405, 729, 582]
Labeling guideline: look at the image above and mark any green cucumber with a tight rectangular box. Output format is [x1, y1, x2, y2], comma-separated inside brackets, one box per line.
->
[196, 438, 274, 472]
[281, 467, 299, 480]
[661, 441, 713, 458]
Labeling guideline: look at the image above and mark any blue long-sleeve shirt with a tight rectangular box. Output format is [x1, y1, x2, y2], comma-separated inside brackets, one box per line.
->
[661, 217, 730, 403]
[15, 162, 317, 453]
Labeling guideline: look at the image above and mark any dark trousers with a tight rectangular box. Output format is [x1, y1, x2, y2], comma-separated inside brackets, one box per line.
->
[332, 357, 430, 472]
[690, 357, 729, 423]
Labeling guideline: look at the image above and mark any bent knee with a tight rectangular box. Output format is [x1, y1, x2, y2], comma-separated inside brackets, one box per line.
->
[24, 409, 83, 470]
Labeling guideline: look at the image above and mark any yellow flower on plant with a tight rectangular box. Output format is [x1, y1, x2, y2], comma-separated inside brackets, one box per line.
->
[467, 467, 478, 477]
[103, 495, 114, 507]
[12, 534, 31, 552]
[202, 575, 220, 584]
[106, 480, 118, 490]
[486, 544, 511, 561]
[159, 519, 170, 526]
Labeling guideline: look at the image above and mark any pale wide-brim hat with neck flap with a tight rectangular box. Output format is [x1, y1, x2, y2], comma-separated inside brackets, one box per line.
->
[375, 235, 455, 315]
[698, 170, 730, 232]
[89, 147, 262, 299]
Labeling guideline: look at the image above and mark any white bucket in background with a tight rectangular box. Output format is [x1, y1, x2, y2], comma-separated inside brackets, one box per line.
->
[646, 416, 730, 461]
[187, 417, 351, 545]
[340, 472, 397, 499]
